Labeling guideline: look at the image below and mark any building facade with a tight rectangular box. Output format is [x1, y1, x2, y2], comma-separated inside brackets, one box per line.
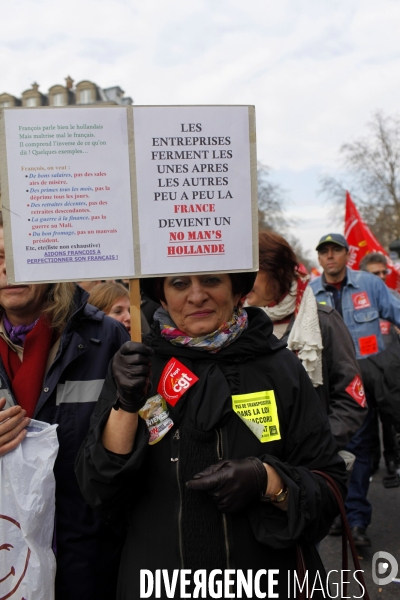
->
[0, 76, 132, 108]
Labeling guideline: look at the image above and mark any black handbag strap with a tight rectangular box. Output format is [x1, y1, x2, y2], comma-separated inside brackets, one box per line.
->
[295, 544, 309, 600]
[312, 470, 370, 600]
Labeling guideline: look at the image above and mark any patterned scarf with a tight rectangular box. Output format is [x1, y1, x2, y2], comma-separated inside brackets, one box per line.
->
[154, 306, 248, 353]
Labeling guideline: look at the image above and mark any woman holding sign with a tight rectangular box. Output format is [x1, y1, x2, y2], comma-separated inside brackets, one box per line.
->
[76, 272, 346, 599]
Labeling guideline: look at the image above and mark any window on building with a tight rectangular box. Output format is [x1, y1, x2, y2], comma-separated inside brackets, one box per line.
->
[79, 88, 93, 104]
[0, 101, 12, 107]
[26, 97, 38, 107]
[52, 93, 66, 107]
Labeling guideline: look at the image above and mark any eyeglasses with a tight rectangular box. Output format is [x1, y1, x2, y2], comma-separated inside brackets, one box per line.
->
[370, 269, 388, 276]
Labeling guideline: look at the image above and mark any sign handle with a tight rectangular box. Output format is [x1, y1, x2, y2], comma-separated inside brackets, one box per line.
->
[129, 279, 142, 342]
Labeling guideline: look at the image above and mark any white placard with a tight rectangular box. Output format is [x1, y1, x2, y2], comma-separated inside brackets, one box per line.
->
[1, 107, 134, 283]
[133, 106, 256, 276]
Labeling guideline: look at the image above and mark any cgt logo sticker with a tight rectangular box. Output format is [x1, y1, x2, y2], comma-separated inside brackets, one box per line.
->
[380, 320, 391, 335]
[352, 291, 371, 309]
[0, 514, 31, 600]
[157, 358, 198, 406]
[345, 375, 366, 407]
[372, 551, 398, 586]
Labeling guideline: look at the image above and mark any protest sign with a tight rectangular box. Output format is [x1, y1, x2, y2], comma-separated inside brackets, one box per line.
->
[0, 106, 135, 283]
[0, 105, 257, 284]
[132, 105, 257, 276]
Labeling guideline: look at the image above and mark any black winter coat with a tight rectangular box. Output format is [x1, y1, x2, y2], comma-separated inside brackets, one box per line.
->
[315, 305, 367, 447]
[76, 307, 347, 599]
[362, 343, 400, 432]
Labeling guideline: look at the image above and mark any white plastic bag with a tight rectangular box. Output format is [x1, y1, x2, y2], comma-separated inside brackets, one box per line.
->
[0, 419, 59, 600]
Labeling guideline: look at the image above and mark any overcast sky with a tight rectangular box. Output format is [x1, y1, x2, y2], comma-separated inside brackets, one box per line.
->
[2, 0, 400, 258]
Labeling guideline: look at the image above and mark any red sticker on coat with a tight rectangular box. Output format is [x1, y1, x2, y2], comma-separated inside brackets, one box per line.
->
[380, 320, 391, 335]
[157, 358, 199, 406]
[358, 335, 378, 356]
[345, 375, 366, 407]
[352, 292, 371, 309]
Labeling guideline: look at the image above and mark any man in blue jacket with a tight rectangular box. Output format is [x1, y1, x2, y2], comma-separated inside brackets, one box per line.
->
[310, 233, 400, 547]
[0, 214, 130, 599]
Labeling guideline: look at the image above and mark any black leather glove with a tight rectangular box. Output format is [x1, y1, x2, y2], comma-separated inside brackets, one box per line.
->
[111, 342, 153, 413]
[186, 457, 268, 513]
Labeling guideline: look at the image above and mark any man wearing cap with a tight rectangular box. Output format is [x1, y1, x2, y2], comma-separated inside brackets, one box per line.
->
[310, 233, 400, 546]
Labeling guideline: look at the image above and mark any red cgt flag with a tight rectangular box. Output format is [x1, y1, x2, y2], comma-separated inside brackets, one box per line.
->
[344, 191, 400, 291]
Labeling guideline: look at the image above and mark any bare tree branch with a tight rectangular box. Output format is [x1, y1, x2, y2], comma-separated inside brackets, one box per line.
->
[319, 111, 400, 248]
[257, 163, 291, 233]
[257, 164, 314, 268]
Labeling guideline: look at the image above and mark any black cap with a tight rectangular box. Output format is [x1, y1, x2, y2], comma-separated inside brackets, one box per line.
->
[316, 233, 349, 251]
[140, 272, 257, 303]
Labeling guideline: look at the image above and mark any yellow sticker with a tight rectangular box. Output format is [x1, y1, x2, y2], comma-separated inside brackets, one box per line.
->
[232, 391, 281, 443]
[318, 301, 327, 305]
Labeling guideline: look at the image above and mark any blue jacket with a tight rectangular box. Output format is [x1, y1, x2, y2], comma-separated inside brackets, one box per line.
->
[310, 267, 400, 359]
[0, 286, 130, 600]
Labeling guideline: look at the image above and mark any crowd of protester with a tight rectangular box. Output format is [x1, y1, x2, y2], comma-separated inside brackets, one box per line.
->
[0, 212, 399, 599]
